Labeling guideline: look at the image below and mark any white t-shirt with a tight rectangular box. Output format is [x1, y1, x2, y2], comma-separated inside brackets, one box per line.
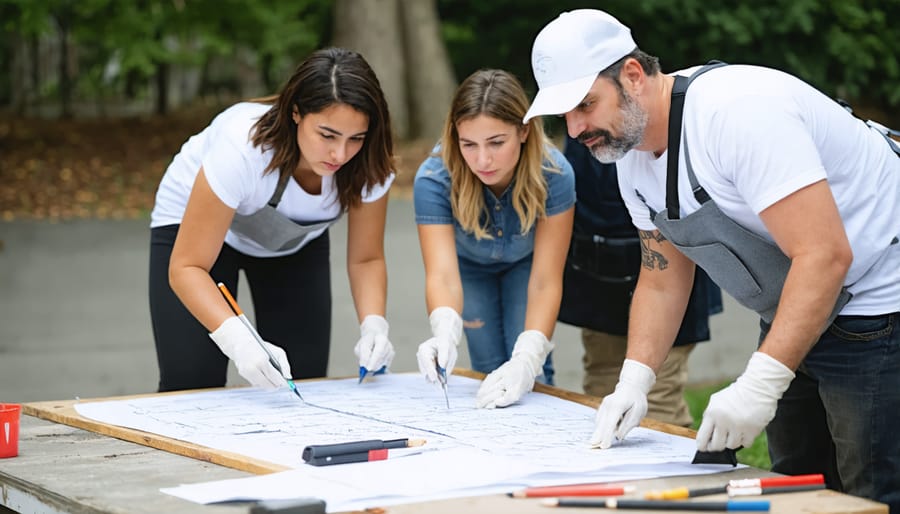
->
[618, 65, 900, 315]
[151, 102, 394, 257]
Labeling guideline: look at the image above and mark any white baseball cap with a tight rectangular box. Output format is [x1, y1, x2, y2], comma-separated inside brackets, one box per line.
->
[524, 10, 636, 122]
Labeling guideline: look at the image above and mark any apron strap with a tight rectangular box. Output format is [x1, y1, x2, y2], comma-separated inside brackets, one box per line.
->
[682, 129, 710, 204]
[666, 75, 689, 219]
[665, 61, 728, 220]
[267, 170, 292, 208]
[866, 120, 900, 157]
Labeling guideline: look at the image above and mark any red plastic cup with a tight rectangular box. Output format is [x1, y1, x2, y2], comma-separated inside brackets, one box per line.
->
[0, 403, 21, 458]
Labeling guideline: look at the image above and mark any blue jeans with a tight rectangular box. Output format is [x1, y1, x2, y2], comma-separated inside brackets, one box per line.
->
[762, 312, 900, 512]
[458, 255, 554, 385]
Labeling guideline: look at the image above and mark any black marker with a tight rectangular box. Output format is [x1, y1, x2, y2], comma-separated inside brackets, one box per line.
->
[302, 438, 426, 466]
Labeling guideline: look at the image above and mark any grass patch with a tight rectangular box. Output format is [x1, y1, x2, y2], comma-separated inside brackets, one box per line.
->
[684, 382, 771, 469]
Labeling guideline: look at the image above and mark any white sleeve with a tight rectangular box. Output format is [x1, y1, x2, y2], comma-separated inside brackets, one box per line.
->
[707, 96, 827, 214]
[616, 158, 657, 231]
[361, 172, 396, 203]
[201, 129, 261, 210]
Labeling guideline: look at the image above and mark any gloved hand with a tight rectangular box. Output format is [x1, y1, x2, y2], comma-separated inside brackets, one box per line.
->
[696, 351, 794, 451]
[475, 330, 554, 409]
[353, 314, 395, 374]
[591, 359, 656, 448]
[416, 307, 463, 382]
[209, 316, 291, 389]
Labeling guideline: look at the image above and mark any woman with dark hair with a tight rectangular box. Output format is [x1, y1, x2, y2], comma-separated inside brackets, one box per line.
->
[149, 47, 396, 393]
[413, 69, 575, 408]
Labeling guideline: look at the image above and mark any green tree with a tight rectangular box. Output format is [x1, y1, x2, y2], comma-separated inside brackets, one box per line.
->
[1, 0, 330, 117]
[438, 0, 900, 125]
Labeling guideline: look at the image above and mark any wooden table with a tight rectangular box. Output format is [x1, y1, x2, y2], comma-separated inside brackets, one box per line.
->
[0, 377, 888, 514]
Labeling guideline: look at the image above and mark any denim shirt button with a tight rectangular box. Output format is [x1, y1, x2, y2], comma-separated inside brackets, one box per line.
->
[497, 229, 503, 237]
[495, 204, 501, 211]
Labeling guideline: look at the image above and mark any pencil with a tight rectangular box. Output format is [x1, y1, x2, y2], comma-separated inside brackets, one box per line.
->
[541, 498, 770, 511]
[729, 484, 826, 496]
[216, 282, 303, 400]
[729, 474, 824, 489]
[645, 486, 727, 500]
[511, 484, 635, 498]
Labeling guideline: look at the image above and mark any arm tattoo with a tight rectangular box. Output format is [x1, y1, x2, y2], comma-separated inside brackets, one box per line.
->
[639, 230, 669, 271]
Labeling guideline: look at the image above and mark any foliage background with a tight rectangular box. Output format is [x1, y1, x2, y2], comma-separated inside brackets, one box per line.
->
[2, 0, 898, 120]
[1, 0, 898, 221]
[438, 0, 899, 131]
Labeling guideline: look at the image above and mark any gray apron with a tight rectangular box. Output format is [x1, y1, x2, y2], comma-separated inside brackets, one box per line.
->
[637, 62, 851, 324]
[230, 170, 340, 252]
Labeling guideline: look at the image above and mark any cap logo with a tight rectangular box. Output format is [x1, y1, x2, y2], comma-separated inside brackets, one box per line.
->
[533, 54, 554, 80]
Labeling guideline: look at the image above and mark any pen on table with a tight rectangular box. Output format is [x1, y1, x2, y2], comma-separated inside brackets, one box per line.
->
[435, 359, 449, 409]
[510, 484, 635, 498]
[645, 486, 728, 500]
[729, 473, 824, 489]
[302, 438, 426, 459]
[646, 483, 825, 500]
[541, 498, 770, 511]
[216, 282, 303, 401]
[302, 438, 426, 466]
[729, 484, 826, 496]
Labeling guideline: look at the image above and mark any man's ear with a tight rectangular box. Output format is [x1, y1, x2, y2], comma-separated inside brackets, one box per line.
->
[620, 58, 646, 94]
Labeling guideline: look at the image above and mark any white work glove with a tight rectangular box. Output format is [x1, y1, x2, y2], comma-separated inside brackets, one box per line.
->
[591, 359, 656, 448]
[209, 316, 291, 389]
[416, 307, 463, 382]
[353, 315, 395, 373]
[696, 351, 794, 452]
[475, 330, 554, 409]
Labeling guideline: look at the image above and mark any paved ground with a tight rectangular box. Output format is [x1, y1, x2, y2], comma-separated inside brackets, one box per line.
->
[0, 197, 758, 403]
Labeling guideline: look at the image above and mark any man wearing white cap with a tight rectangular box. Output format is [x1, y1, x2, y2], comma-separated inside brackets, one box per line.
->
[525, 9, 899, 511]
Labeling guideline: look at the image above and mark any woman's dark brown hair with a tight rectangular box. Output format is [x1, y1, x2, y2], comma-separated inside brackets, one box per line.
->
[251, 47, 394, 210]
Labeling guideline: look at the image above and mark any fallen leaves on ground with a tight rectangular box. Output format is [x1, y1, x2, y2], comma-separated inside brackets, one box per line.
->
[0, 107, 429, 221]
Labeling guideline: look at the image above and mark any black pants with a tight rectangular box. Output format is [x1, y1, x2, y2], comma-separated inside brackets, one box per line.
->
[148, 225, 331, 392]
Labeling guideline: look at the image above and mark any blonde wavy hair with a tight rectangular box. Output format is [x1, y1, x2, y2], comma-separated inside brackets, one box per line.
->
[441, 69, 557, 240]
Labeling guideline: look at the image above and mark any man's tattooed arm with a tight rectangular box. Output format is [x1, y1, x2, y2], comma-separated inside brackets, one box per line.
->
[639, 230, 668, 271]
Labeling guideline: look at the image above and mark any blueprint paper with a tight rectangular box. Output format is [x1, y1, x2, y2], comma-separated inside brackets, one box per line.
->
[74, 374, 735, 511]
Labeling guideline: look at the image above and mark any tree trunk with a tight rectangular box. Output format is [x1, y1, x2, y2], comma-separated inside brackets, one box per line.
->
[399, 0, 456, 142]
[7, 33, 28, 114]
[155, 62, 169, 115]
[54, 13, 72, 119]
[333, 0, 410, 139]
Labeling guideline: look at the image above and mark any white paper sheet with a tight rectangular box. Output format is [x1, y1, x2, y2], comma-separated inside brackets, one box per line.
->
[74, 374, 737, 511]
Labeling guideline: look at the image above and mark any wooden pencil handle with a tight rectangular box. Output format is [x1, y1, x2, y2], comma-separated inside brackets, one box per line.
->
[216, 282, 243, 316]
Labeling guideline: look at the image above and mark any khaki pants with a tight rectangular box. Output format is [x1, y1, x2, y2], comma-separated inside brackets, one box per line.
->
[581, 328, 695, 428]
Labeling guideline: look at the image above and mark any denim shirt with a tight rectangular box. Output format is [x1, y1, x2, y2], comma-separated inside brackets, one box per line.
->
[414, 145, 575, 265]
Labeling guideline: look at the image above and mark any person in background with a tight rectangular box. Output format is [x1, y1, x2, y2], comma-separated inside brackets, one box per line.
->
[413, 69, 575, 408]
[525, 9, 899, 510]
[558, 135, 722, 427]
[149, 47, 396, 393]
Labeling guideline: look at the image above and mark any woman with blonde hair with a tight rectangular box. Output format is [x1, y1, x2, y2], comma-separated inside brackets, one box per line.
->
[413, 69, 575, 408]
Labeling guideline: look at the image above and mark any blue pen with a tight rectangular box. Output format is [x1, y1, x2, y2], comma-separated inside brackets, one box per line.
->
[357, 365, 386, 384]
[545, 498, 770, 511]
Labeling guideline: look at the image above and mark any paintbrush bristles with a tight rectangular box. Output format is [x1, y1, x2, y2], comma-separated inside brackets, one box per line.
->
[407, 438, 427, 447]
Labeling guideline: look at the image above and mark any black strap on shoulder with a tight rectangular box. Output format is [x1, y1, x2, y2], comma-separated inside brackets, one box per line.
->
[665, 61, 727, 219]
[267, 170, 292, 208]
[666, 75, 689, 219]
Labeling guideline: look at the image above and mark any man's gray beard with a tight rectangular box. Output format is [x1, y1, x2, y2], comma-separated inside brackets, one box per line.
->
[589, 92, 647, 163]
